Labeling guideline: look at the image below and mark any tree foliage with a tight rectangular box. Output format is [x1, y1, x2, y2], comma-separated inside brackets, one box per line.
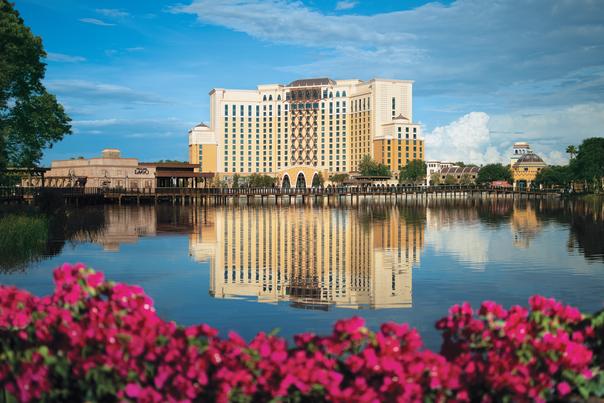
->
[329, 173, 348, 184]
[459, 173, 473, 186]
[444, 175, 456, 185]
[358, 155, 391, 177]
[248, 174, 275, 188]
[311, 172, 324, 187]
[1, 1, 71, 169]
[429, 172, 441, 186]
[399, 159, 427, 184]
[476, 164, 512, 185]
[534, 166, 571, 188]
[570, 138, 604, 192]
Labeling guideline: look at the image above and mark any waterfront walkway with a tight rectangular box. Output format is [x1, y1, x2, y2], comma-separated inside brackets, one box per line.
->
[0, 186, 561, 206]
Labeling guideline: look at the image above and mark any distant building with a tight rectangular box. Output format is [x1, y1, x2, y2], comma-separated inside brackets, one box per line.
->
[40, 149, 155, 190]
[26, 149, 208, 189]
[510, 142, 533, 166]
[425, 160, 457, 185]
[439, 166, 480, 185]
[511, 153, 547, 189]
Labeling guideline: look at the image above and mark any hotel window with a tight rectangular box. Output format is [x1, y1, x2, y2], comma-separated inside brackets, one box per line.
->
[224, 104, 228, 116]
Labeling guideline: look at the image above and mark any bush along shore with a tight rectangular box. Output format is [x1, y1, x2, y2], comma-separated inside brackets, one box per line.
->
[1, 264, 603, 402]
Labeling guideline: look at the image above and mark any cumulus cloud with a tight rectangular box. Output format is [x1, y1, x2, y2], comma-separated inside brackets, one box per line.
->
[426, 103, 604, 165]
[335, 1, 357, 11]
[46, 52, 86, 63]
[79, 18, 115, 27]
[425, 112, 504, 164]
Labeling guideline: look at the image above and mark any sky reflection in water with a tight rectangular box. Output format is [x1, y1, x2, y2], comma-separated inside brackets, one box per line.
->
[0, 199, 602, 350]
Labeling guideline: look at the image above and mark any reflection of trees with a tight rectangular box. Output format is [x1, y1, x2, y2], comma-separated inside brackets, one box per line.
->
[566, 199, 604, 263]
[0, 208, 106, 273]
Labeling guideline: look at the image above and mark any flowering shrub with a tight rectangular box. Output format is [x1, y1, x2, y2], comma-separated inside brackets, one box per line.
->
[0, 263, 602, 402]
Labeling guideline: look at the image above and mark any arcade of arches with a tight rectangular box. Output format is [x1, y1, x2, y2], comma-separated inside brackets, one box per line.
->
[277, 166, 325, 189]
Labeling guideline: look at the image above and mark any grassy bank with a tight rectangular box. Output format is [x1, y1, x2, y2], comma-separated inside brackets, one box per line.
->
[0, 214, 49, 271]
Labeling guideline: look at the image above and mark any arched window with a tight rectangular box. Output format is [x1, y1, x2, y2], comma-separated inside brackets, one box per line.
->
[336, 91, 340, 97]
[329, 92, 333, 98]
[263, 95, 267, 101]
[277, 94, 281, 100]
[342, 90, 347, 97]
[269, 95, 273, 101]
[305, 90, 310, 98]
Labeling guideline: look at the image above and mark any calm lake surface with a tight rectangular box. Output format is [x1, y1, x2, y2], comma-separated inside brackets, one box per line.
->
[1, 198, 603, 349]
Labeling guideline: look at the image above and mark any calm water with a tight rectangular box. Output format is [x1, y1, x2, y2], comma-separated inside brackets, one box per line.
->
[1, 199, 603, 349]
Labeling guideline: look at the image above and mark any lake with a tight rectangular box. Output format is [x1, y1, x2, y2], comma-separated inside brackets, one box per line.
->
[1, 198, 603, 350]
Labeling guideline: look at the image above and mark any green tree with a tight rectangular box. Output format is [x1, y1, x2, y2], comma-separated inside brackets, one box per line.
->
[459, 173, 473, 186]
[534, 165, 571, 189]
[476, 164, 512, 185]
[429, 172, 441, 186]
[311, 172, 324, 187]
[329, 173, 348, 184]
[232, 174, 240, 188]
[444, 174, 457, 185]
[248, 174, 275, 188]
[570, 137, 604, 192]
[358, 154, 391, 177]
[566, 145, 577, 160]
[399, 159, 427, 185]
[0, 1, 71, 170]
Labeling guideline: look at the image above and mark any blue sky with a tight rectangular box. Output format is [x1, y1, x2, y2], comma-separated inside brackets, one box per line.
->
[14, 0, 604, 165]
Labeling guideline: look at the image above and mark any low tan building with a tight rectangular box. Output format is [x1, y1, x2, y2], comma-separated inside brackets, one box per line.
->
[35, 149, 156, 190]
[512, 153, 547, 189]
[25, 149, 210, 190]
[439, 166, 480, 185]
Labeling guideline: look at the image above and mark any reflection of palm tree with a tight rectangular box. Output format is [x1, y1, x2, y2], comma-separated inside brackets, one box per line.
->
[566, 145, 577, 159]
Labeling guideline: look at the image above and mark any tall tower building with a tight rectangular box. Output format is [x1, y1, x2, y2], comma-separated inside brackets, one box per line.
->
[188, 78, 424, 186]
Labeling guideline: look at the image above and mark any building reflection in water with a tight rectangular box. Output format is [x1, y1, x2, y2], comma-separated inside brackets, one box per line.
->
[510, 204, 541, 249]
[190, 206, 425, 310]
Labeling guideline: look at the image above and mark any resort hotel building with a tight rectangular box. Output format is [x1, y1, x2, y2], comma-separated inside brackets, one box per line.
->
[189, 78, 425, 187]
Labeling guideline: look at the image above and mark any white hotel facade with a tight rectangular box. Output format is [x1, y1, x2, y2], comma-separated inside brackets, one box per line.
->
[189, 78, 424, 187]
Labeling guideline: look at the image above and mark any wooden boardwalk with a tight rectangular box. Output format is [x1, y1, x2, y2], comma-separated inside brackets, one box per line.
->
[0, 186, 561, 206]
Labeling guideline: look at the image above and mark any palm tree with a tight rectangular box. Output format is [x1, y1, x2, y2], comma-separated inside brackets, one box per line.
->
[566, 145, 577, 159]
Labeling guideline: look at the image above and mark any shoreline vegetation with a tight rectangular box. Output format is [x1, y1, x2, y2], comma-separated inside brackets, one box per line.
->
[0, 195, 105, 272]
[0, 264, 603, 402]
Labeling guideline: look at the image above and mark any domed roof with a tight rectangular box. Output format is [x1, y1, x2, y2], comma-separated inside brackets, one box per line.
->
[515, 153, 545, 164]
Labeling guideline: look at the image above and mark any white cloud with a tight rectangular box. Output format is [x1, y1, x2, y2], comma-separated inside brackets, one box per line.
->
[79, 18, 115, 27]
[46, 52, 86, 63]
[126, 47, 145, 52]
[335, 1, 357, 11]
[96, 8, 129, 18]
[425, 112, 503, 164]
[173, 0, 603, 99]
[426, 103, 604, 165]
[46, 79, 168, 105]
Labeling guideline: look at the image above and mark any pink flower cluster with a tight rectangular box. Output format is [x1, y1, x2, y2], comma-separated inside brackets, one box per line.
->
[0, 263, 602, 402]
[436, 297, 600, 401]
